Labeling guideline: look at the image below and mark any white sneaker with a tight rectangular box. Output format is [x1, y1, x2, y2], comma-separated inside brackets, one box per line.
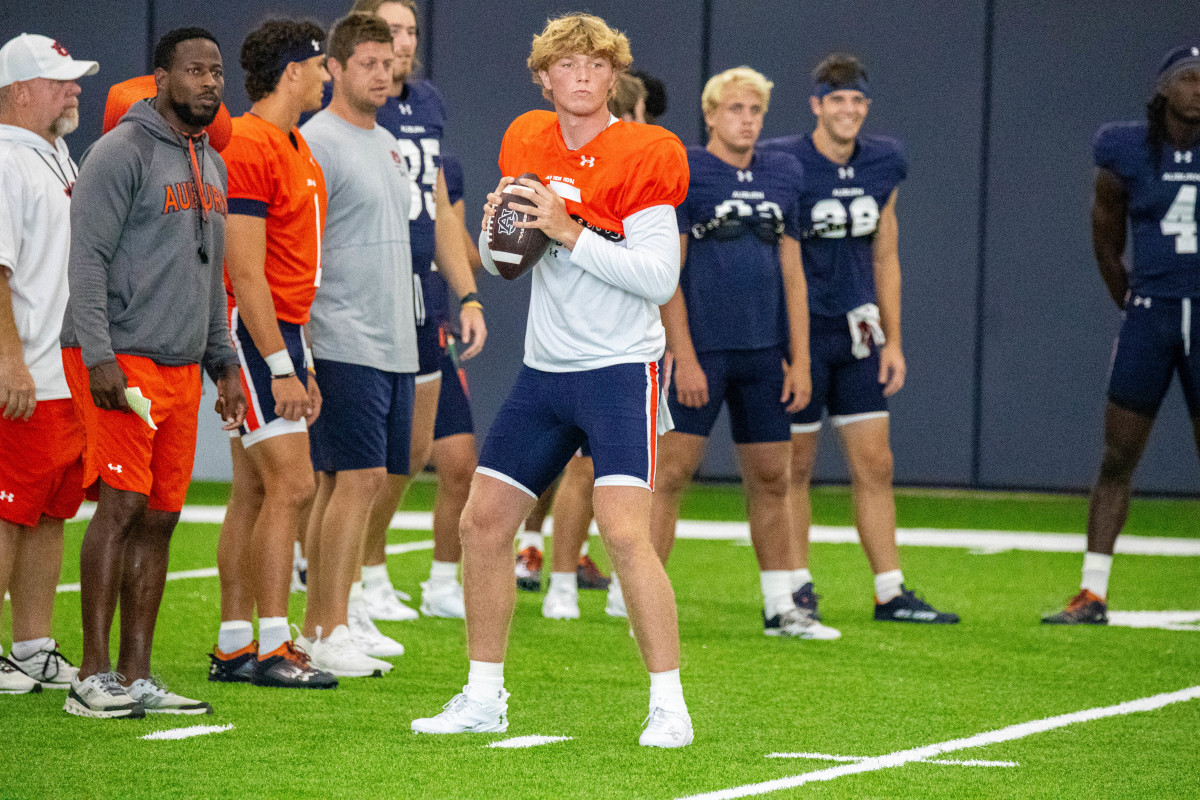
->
[640, 706, 694, 748]
[0, 656, 41, 695]
[9, 640, 77, 689]
[307, 625, 392, 677]
[348, 600, 406, 657]
[605, 582, 627, 618]
[411, 688, 509, 734]
[771, 607, 842, 640]
[290, 558, 307, 593]
[127, 677, 213, 715]
[363, 583, 419, 621]
[542, 586, 580, 620]
[420, 578, 466, 619]
[64, 672, 144, 718]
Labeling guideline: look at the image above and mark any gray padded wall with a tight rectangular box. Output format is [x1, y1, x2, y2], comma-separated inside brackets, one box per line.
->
[979, 1, 1200, 492]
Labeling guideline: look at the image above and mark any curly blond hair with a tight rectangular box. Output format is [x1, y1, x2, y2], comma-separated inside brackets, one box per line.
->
[701, 66, 773, 116]
[527, 13, 632, 101]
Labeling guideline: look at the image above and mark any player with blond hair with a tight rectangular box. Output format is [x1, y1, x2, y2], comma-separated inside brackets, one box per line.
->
[413, 13, 693, 747]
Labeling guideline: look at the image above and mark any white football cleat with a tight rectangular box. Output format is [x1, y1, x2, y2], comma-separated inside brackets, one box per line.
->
[307, 625, 392, 677]
[9, 640, 77, 689]
[420, 578, 466, 619]
[127, 677, 213, 715]
[640, 707, 694, 748]
[411, 689, 509, 734]
[542, 587, 580, 620]
[770, 607, 842, 640]
[348, 600, 405, 657]
[605, 582, 627, 618]
[0, 656, 41, 695]
[362, 583, 419, 621]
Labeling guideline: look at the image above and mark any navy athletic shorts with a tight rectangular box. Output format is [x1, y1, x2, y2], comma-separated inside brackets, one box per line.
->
[667, 346, 791, 443]
[309, 359, 414, 475]
[230, 308, 308, 447]
[792, 314, 888, 432]
[478, 362, 660, 497]
[1108, 295, 1200, 418]
[433, 349, 474, 440]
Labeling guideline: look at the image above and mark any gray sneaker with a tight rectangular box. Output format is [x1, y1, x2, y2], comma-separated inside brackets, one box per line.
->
[64, 672, 144, 719]
[10, 640, 77, 689]
[127, 677, 213, 715]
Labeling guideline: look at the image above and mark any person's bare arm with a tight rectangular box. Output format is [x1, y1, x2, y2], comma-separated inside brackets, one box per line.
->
[0, 268, 35, 420]
[872, 188, 906, 397]
[1093, 167, 1130, 309]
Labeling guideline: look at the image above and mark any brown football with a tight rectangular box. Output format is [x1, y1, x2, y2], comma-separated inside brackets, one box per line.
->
[485, 172, 552, 280]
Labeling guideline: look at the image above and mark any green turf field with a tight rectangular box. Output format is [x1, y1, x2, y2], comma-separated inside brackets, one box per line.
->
[2, 482, 1198, 799]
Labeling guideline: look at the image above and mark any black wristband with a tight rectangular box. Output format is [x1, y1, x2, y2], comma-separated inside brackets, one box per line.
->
[271, 372, 297, 380]
[459, 291, 480, 307]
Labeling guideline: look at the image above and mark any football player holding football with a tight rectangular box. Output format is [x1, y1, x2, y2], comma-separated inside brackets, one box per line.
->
[413, 13, 693, 748]
[1044, 47, 1200, 624]
[761, 54, 959, 625]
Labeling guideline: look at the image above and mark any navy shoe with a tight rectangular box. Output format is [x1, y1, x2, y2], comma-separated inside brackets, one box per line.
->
[208, 642, 257, 683]
[874, 586, 959, 624]
[793, 582, 820, 620]
[1041, 590, 1107, 625]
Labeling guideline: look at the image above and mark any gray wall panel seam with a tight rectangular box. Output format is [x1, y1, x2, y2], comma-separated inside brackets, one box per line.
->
[970, 0, 995, 488]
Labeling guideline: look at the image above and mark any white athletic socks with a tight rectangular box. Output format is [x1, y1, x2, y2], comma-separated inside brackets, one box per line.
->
[579, 539, 590, 557]
[517, 528, 545, 551]
[293, 541, 307, 571]
[218, 620, 254, 653]
[789, 568, 813, 592]
[760, 570, 796, 617]
[429, 560, 459, 583]
[465, 660, 506, 703]
[362, 563, 391, 590]
[10, 637, 52, 661]
[258, 617, 289, 655]
[874, 570, 904, 604]
[549, 571, 576, 594]
[649, 668, 688, 714]
[1081, 552, 1113, 599]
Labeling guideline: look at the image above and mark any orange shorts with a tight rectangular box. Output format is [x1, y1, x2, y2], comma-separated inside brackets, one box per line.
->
[0, 398, 85, 527]
[62, 348, 201, 513]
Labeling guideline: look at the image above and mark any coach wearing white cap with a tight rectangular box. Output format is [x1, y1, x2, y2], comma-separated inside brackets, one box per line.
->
[0, 33, 97, 695]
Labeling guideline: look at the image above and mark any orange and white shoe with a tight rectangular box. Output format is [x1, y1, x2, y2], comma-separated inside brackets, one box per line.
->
[515, 546, 543, 592]
[1042, 589, 1108, 625]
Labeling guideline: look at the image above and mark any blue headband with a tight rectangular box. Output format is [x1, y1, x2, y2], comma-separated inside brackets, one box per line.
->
[277, 38, 324, 74]
[1158, 46, 1200, 92]
[813, 79, 869, 99]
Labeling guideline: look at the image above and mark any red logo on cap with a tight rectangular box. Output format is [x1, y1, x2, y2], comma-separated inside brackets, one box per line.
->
[51, 41, 70, 57]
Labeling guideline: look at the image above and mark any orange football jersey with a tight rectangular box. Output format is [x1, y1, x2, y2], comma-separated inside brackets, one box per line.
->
[222, 114, 327, 325]
[498, 110, 688, 240]
[102, 75, 232, 151]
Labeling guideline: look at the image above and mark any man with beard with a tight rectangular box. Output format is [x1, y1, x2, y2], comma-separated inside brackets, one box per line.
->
[0, 33, 97, 695]
[60, 27, 246, 718]
[1044, 47, 1200, 624]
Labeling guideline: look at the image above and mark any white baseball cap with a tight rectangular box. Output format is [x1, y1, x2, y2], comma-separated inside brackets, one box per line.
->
[0, 33, 99, 89]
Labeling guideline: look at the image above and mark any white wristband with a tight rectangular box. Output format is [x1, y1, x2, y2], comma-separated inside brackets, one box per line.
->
[264, 349, 293, 377]
[304, 343, 314, 370]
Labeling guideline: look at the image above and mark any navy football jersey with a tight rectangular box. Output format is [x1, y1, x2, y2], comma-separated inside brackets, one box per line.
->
[1095, 121, 1200, 298]
[675, 146, 804, 353]
[761, 133, 906, 317]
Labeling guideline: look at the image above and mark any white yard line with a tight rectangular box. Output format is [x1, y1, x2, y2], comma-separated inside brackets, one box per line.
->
[765, 752, 1017, 767]
[679, 685, 1200, 799]
[487, 735, 573, 749]
[141, 723, 233, 741]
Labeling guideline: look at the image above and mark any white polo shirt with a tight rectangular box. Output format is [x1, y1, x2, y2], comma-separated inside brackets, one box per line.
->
[0, 123, 75, 399]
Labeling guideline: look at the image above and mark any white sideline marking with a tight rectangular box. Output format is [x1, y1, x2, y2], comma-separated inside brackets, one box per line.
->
[487, 735, 573, 749]
[68, 504, 1200, 558]
[141, 723, 233, 741]
[55, 539, 434, 594]
[679, 685, 1200, 799]
[1107, 611, 1200, 632]
[766, 752, 1017, 767]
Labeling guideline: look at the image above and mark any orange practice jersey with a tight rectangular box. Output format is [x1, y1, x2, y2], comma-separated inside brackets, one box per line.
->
[498, 110, 688, 240]
[102, 75, 232, 151]
[222, 114, 327, 325]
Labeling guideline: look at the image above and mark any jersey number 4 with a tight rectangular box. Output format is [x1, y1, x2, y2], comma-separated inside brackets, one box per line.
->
[811, 195, 879, 238]
[1161, 185, 1198, 254]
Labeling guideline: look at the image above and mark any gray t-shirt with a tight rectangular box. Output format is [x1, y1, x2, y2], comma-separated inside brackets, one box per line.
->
[301, 110, 417, 373]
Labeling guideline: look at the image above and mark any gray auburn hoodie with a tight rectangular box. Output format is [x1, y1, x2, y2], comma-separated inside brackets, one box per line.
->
[60, 98, 236, 379]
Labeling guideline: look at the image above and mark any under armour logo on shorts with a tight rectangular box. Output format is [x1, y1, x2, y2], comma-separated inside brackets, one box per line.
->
[107, 463, 123, 474]
[0, 491, 13, 502]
